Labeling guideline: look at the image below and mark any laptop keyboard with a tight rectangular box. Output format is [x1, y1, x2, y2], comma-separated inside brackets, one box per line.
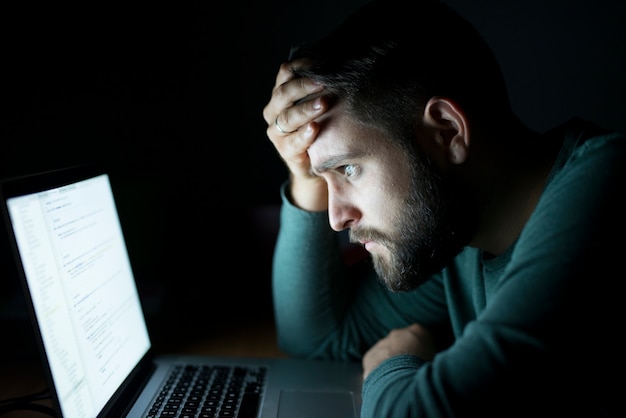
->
[146, 364, 267, 418]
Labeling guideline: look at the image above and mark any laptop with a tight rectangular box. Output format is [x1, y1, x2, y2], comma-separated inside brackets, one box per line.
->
[0, 164, 363, 418]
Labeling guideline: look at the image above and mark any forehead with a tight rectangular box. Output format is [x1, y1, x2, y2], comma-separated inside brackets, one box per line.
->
[308, 103, 389, 168]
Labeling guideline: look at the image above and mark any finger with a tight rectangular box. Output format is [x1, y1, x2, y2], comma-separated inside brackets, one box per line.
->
[263, 57, 322, 126]
[276, 122, 319, 164]
[263, 76, 324, 126]
[265, 121, 321, 183]
[273, 95, 325, 137]
[266, 117, 318, 158]
[273, 57, 314, 88]
[274, 112, 295, 134]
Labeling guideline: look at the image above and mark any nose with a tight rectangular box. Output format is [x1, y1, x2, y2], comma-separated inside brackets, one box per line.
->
[328, 192, 360, 231]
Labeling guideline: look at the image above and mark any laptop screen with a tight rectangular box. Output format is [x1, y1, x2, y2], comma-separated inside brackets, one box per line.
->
[5, 171, 151, 418]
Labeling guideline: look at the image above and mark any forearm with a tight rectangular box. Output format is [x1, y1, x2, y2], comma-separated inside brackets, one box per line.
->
[272, 182, 454, 360]
[288, 172, 328, 212]
[272, 182, 350, 358]
[360, 320, 554, 418]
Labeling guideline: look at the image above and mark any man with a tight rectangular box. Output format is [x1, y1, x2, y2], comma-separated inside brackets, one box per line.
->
[262, 0, 625, 416]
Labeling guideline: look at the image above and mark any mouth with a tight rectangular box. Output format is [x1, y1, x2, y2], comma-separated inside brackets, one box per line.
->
[351, 230, 379, 253]
[360, 240, 375, 252]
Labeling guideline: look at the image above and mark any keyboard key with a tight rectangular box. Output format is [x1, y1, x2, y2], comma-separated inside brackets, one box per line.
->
[147, 364, 265, 417]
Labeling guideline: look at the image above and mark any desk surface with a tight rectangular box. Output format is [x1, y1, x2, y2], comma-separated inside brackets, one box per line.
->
[0, 317, 285, 417]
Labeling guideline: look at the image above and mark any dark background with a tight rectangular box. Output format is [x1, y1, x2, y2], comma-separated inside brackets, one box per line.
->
[1, 0, 625, 354]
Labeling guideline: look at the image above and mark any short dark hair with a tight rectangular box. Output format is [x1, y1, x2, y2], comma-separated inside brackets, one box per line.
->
[290, 0, 511, 141]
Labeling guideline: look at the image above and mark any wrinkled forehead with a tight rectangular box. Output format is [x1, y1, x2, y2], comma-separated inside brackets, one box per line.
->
[308, 103, 374, 162]
[307, 102, 397, 176]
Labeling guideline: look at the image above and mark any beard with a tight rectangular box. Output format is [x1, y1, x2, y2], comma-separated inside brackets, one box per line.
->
[350, 147, 476, 292]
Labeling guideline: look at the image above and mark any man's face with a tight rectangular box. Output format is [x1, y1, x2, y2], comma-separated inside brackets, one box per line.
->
[308, 103, 473, 291]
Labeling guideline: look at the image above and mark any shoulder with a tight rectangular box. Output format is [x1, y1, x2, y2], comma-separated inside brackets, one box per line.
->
[540, 118, 625, 203]
[519, 118, 625, 258]
[547, 118, 626, 173]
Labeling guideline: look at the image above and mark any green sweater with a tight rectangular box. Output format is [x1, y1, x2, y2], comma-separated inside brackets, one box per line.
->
[272, 118, 625, 417]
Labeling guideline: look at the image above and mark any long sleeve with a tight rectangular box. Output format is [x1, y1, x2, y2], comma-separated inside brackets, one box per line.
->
[271, 185, 355, 358]
[272, 119, 625, 416]
[272, 184, 453, 360]
[359, 120, 626, 417]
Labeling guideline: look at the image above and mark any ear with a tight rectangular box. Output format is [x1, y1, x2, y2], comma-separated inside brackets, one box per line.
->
[421, 96, 470, 165]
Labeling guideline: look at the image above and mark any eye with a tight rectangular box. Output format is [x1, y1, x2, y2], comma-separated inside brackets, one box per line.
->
[341, 164, 358, 177]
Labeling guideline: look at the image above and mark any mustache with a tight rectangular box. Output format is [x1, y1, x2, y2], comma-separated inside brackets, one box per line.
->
[349, 227, 390, 246]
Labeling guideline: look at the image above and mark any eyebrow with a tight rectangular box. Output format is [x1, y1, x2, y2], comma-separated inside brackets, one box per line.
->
[311, 152, 362, 176]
